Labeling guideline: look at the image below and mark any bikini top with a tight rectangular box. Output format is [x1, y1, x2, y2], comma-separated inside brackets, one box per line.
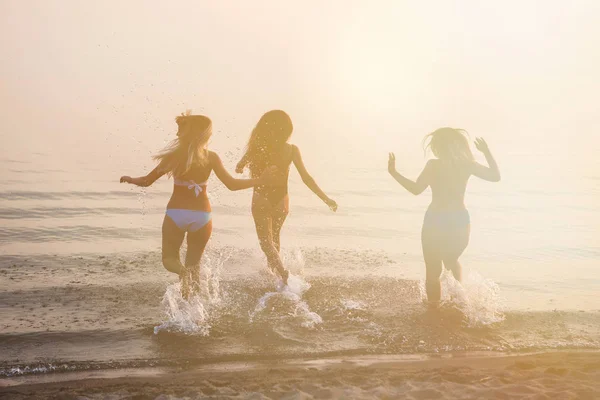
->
[174, 179, 208, 197]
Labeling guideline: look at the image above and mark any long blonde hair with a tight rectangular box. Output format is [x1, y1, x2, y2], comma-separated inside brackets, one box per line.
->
[243, 110, 293, 178]
[153, 110, 212, 177]
[423, 127, 474, 163]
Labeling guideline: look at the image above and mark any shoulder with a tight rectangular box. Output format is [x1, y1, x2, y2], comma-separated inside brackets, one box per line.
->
[206, 150, 222, 168]
[208, 150, 220, 161]
[284, 143, 298, 161]
[464, 159, 479, 173]
[290, 144, 300, 157]
[425, 158, 439, 170]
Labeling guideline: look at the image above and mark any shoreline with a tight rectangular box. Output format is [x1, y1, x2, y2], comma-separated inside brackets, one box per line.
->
[2, 351, 598, 399]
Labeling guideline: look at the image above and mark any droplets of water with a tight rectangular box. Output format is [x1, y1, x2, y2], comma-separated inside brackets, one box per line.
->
[197, 251, 229, 304]
[153, 283, 211, 335]
[249, 250, 322, 329]
[420, 269, 506, 327]
[136, 188, 148, 216]
[250, 274, 323, 329]
[153, 252, 229, 335]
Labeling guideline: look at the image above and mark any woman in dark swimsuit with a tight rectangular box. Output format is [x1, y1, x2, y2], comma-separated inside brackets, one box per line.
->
[236, 110, 338, 285]
[120, 111, 273, 298]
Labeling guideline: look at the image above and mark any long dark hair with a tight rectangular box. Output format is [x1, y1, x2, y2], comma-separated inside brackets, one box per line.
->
[243, 110, 293, 177]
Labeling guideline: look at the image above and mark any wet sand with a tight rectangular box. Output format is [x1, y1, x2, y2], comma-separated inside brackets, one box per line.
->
[2, 352, 599, 399]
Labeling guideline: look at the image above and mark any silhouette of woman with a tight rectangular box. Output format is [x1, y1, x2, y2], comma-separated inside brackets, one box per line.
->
[388, 128, 500, 306]
[236, 110, 337, 285]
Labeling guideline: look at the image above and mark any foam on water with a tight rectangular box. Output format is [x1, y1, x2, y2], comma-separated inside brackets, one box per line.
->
[0, 364, 70, 377]
[340, 299, 366, 311]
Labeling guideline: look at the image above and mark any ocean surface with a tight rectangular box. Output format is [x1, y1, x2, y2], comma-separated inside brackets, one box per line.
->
[1, 142, 599, 378]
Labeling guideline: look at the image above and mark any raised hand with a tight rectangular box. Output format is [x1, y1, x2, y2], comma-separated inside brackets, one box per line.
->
[474, 137, 490, 154]
[388, 153, 397, 174]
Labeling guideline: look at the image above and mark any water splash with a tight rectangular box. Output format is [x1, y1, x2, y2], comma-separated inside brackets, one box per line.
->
[153, 283, 210, 335]
[251, 274, 322, 328]
[196, 250, 230, 304]
[250, 250, 323, 329]
[154, 251, 229, 335]
[420, 269, 505, 327]
[283, 248, 306, 276]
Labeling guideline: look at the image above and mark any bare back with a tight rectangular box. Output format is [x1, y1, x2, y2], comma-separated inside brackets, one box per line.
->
[166, 162, 213, 211]
[427, 159, 472, 211]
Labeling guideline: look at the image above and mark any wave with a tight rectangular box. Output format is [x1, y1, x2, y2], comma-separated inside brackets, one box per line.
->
[0, 206, 148, 220]
[0, 190, 144, 201]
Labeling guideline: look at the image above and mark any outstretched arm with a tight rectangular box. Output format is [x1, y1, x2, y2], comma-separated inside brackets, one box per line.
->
[471, 138, 501, 182]
[120, 166, 165, 187]
[211, 151, 268, 191]
[387, 153, 432, 195]
[292, 145, 337, 211]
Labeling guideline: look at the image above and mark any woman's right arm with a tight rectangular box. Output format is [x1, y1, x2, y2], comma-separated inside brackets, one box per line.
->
[211, 151, 268, 191]
[471, 138, 501, 182]
[120, 166, 165, 187]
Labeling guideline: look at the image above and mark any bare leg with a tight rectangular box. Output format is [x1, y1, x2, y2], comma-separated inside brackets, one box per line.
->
[271, 201, 289, 253]
[422, 223, 443, 305]
[424, 252, 443, 305]
[442, 223, 470, 282]
[162, 215, 190, 297]
[443, 259, 462, 282]
[162, 215, 185, 275]
[252, 205, 288, 284]
[185, 220, 213, 296]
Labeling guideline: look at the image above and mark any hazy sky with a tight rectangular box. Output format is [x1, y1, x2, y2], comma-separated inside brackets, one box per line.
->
[1, 0, 599, 172]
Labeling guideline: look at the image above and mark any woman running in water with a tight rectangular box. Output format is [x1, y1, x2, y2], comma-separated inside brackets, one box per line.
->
[236, 110, 338, 285]
[387, 128, 500, 306]
[120, 111, 273, 298]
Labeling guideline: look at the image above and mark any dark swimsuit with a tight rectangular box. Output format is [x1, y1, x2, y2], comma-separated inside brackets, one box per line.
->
[256, 147, 293, 206]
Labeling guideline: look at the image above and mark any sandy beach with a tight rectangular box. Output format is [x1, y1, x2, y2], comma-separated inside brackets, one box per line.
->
[2, 352, 599, 399]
